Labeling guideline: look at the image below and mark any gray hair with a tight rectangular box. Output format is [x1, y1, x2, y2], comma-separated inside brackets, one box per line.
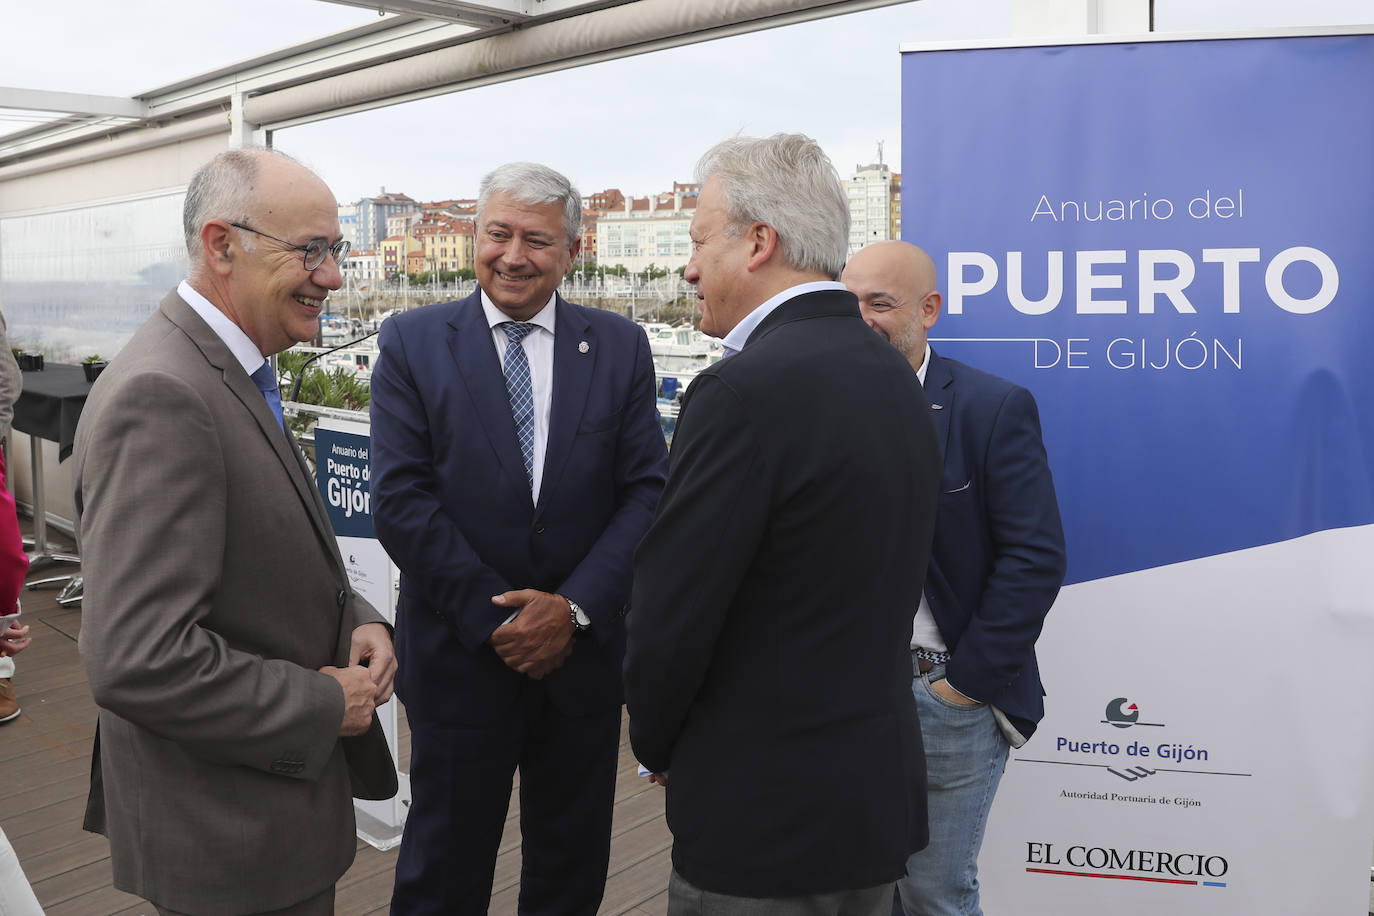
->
[477, 162, 582, 249]
[182, 147, 302, 260]
[694, 133, 849, 279]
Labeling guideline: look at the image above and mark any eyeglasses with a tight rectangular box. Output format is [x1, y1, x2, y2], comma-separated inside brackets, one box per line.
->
[229, 222, 351, 271]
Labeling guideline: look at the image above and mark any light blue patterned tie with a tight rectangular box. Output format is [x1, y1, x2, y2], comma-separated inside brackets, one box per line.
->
[501, 322, 538, 488]
[250, 359, 286, 433]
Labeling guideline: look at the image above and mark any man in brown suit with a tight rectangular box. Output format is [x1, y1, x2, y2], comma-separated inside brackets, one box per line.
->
[75, 147, 396, 916]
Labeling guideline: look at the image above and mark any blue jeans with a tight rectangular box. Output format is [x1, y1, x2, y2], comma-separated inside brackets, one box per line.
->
[894, 662, 1008, 916]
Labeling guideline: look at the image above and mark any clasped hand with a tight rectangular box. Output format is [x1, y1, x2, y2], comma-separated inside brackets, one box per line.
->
[320, 622, 396, 736]
[488, 589, 575, 680]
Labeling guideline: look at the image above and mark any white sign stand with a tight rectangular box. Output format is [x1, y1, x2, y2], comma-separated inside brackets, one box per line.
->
[315, 417, 410, 850]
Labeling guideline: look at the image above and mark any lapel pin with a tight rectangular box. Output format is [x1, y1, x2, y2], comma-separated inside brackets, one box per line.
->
[578, 341, 590, 354]
[931, 403, 944, 410]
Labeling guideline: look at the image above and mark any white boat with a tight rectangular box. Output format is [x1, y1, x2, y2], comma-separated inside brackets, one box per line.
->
[321, 349, 375, 380]
[284, 334, 380, 389]
[319, 316, 365, 346]
[639, 322, 723, 372]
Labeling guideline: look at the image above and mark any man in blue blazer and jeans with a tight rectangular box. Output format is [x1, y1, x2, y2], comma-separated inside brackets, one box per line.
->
[370, 162, 667, 915]
[844, 240, 1067, 916]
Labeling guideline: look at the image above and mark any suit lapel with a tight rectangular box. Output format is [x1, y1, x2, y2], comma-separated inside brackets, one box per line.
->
[221, 355, 341, 555]
[160, 293, 345, 576]
[539, 297, 594, 511]
[447, 295, 532, 505]
[287, 433, 339, 558]
[924, 349, 955, 463]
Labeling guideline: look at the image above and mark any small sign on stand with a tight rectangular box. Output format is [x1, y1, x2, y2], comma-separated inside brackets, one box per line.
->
[314, 416, 409, 850]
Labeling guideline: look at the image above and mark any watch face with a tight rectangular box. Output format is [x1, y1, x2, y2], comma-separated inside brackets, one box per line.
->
[574, 607, 592, 628]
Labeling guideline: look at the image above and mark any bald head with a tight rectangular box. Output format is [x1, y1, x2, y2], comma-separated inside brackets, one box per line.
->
[184, 147, 344, 356]
[844, 241, 938, 303]
[842, 241, 943, 371]
[183, 148, 320, 265]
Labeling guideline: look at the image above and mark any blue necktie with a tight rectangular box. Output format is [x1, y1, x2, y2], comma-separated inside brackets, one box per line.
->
[250, 360, 286, 433]
[501, 322, 538, 488]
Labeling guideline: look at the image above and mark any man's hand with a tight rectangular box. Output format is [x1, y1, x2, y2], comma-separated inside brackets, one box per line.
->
[350, 622, 396, 704]
[320, 665, 377, 736]
[931, 677, 981, 707]
[488, 589, 575, 679]
[0, 619, 30, 657]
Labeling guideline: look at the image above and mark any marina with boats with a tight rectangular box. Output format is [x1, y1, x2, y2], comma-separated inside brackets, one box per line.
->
[285, 296, 721, 445]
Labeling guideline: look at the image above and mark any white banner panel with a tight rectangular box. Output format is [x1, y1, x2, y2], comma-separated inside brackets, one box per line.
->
[983, 525, 1374, 912]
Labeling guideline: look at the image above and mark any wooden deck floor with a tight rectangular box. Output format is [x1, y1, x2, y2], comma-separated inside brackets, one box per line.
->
[1, 524, 672, 915]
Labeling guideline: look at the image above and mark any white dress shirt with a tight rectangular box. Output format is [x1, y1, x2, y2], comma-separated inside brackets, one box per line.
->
[719, 280, 847, 355]
[908, 343, 947, 652]
[179, 280, 267, 377]
[482, 291, 556, 505]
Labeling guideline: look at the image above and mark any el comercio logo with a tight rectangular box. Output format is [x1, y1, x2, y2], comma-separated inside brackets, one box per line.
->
[1025, 841, 1229, 888]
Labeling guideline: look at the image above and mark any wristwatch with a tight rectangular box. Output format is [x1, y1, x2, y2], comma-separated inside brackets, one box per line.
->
[567, 598, 591, 633]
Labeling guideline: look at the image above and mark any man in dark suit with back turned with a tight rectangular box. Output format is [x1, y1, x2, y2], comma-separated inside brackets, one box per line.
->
[625, 134, 942, 916]
[76, 147, 396, 916]
[843, 240, 1066, 916]
[370, 161, 667, 915]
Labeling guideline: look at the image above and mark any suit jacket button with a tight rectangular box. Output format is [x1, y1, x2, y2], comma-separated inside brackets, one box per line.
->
[534, 522, 546, 534]
[336, 589, 347, 607]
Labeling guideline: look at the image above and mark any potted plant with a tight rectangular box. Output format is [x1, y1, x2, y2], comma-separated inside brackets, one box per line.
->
[81, 353, 108, 382]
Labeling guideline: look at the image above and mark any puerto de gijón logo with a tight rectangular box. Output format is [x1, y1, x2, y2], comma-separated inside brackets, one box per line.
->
[1103, 697, 1165, 729]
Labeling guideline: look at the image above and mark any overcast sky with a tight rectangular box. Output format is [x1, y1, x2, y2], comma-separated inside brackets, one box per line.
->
[2, 0, 1369, 204]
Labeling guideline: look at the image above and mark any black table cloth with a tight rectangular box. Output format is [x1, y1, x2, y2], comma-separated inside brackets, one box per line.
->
[15, 364, 93, 461]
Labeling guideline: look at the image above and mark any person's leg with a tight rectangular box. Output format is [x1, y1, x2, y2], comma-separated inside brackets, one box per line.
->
[668, 869, 893, 916]
[0, 825, 43, 916]
[515, 688, 621, 916]
[156, 885, 334, 916]
[667, 869, 807, 916]
[0, 655, 18, 723]
[894, 663, 1008, 916]
[391, 713, 522, 915]
[835, 882, 897, 916]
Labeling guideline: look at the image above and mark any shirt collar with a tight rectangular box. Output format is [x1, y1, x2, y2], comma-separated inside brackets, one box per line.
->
[915, 342, 932, 387]
[720, 280, 846, 354]
[178, 279, 267, 376]
[481, 289, 558, 337]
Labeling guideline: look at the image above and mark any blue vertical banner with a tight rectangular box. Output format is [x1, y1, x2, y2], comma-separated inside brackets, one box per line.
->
[315, 420, 375, 539]
[902, 30, 1374, 915]
[314, 418, 409, 848]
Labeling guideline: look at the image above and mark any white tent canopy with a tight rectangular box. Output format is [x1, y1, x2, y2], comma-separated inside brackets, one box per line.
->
[0, 0, 917, 182]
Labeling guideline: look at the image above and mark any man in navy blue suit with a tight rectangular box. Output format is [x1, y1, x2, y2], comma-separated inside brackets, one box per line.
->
[370, 161, 667, 915]
[843, 241, 1067, 916]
